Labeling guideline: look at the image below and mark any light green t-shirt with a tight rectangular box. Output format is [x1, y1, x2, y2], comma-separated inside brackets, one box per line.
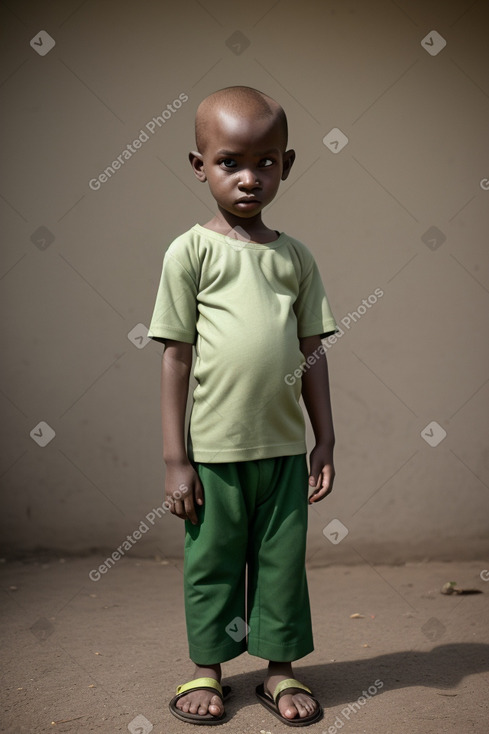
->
[148, 224, 337, 462]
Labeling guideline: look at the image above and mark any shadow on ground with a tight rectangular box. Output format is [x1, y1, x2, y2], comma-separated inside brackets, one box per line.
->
[220, 643, 489, 717]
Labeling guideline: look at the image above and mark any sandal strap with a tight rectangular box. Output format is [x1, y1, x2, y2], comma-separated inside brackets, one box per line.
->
[272, 678, 312, 702]
[175, 677, 223, 697]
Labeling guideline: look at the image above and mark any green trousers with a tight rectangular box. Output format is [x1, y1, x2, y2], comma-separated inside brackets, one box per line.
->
[183, 454, 314, 664]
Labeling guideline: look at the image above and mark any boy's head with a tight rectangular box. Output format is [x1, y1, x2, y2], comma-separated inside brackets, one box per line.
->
[189, 86, 295, 221]
[195, 86, 288, 153]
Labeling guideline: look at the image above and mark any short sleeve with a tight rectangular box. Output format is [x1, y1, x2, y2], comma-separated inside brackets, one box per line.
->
[294, 258, 337, 339]
[147, 253, 198, 344]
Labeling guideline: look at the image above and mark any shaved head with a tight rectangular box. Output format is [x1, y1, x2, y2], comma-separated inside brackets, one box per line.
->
[195, 86, 288, 154]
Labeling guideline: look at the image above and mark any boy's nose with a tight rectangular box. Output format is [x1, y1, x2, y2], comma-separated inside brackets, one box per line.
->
[239, 169, 260, 189]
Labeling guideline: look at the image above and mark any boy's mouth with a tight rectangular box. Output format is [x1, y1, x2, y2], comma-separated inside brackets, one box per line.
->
[235, 197, 261, 206]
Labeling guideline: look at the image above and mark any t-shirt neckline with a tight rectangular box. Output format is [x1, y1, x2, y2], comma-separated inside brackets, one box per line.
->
[193, 223, 286, 250]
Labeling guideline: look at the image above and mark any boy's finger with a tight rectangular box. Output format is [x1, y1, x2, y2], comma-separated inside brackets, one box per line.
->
[194, 480, 205, 506]
[308, 483, 323, 502]
[184, 495, 200, 525]
[308, 468, 335, 502]
[309, 463, 322, 489]
[308, 471, 322, 502]
[323, 466, 335, 495]
[171, 499, 185, 519]
[309, 488, 327, 504]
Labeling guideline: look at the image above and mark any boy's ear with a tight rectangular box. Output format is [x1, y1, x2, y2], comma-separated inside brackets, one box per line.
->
[189, 151, 206, 182]
[281, 149, 296, 181]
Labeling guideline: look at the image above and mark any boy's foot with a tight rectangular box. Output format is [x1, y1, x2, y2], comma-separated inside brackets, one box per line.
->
[174, 664, 224, 719]
[264, 662, 320, 722]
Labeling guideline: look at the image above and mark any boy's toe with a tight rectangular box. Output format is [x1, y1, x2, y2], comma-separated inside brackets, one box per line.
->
[277, 694, 298, 719]
[175, 696, 186, 712]
[176, 690, 224, 717]
[296, 692, 318, 717]
[170, 679, 229, 723]
[277, 692, 318, 720]
[208, 694, 224, 715]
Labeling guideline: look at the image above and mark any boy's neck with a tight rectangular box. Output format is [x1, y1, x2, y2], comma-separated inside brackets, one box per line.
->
[201, 209, 279, 244]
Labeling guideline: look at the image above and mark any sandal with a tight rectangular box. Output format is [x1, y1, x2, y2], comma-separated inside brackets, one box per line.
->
[169, 676, 231, 725]
[255, 677, 322, 727]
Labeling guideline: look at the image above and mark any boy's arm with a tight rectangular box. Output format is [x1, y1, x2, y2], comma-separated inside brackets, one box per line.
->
[161, 339, 203, 524]
[299, 334, 335, 504]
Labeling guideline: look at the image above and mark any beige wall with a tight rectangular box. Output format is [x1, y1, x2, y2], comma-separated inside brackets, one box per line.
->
[1, 0, 488, 564]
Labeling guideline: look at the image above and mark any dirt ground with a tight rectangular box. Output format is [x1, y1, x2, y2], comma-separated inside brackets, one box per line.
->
[1, 556, 488, 734]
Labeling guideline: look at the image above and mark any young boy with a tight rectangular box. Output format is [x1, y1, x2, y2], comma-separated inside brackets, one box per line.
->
[148, 85, 337, 726]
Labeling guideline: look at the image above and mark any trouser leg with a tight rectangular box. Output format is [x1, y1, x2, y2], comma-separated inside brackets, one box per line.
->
[183, 462, 250, 664]
[246, 454, 314, 662]
[183, 455, 313, 665]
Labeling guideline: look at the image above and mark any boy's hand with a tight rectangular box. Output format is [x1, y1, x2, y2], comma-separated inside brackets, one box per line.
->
[308, 444, 335, 504]
[165, 461, 204, 525]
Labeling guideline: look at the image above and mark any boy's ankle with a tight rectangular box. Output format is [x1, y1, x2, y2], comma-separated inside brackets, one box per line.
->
[193, 663, 222, 681]
[267, 661, 294, 674]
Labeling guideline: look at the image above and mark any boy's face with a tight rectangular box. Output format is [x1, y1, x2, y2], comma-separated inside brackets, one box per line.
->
[190, 110, 295, 221]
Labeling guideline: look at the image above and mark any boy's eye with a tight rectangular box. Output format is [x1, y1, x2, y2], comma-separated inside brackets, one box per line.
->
[260, 158, 274, 167]
[220, 158, 237, 169]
